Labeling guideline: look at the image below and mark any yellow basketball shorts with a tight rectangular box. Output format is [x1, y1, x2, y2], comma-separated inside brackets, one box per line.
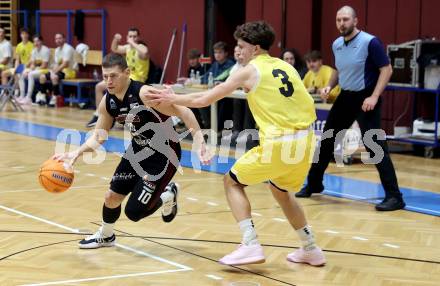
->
[230, 130, 316, 192]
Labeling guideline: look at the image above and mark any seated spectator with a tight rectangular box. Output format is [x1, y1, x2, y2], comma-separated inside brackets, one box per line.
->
[35, 33, 76, 106]
[186, 48, 204, 78]
[87, 28, 149, 127]
[281, 48, 307, 79]
[303, 50, 340, 103]
[0, 27, 13, 74]
[1, 28, 32, 95]
[202, 41, 235, 83]
[17, 35, 50, 105]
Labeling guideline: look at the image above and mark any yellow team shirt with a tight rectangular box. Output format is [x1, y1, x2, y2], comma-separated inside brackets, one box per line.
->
[303, 65, 341, 103]
[15, 41, 33, 65]
[126, 47, 149, 82]
[247, 53, 316, 140]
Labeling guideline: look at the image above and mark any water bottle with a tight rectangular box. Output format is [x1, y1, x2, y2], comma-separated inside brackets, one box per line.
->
[195, 71, 201, 85]
[93, 69, 99, 81]
[190, 69, 195, 84]
[207, 72, 214, 88]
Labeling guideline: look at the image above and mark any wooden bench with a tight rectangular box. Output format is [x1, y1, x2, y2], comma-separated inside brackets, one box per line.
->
[60, 50, 102, 105]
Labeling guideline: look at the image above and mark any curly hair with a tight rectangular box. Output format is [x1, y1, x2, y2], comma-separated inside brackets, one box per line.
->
[233, 21, 275, 50]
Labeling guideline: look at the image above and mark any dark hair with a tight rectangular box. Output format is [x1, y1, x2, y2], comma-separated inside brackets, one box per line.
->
[102, 53, 128, 70]
[33, 34, 43, 41]
[234, 21, 275, 50]
[187, 48, 201, 59]
[304, 50, 322, 62]
[281, 48, 306, 71]
[20, 28, 29, 34]
[213, 41, 228, 52]
[128, 27, 140, 35]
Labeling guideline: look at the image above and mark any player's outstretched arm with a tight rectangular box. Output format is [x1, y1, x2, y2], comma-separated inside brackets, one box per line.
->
[143, 65, 255, 108]
[52, 96, 114, 166]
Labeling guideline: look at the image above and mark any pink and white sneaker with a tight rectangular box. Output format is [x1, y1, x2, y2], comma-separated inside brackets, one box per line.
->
[219, 244, 266, 266]
[286, 247, 326, 266]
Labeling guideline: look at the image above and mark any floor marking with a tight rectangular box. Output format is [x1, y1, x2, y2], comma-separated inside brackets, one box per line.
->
[0, 205, 80, 233]
[20, 269, 191, 286]
[325, 230, 339, 234]
[272, 218, 287, 222]
[352, 236, 369, 241]
[0, 204, 193, 285]
[205, 274, 223, 280]
[383, 243, 400, 249]
[0, 184, 109, 194]
[100, 176, 110, 180]
[12, 166, 25, 169]
[85, 173, 96, 177]
[186, 197, 198, 201]
[323, 190, 367, 200]
[251, 212, 262, 217]
[207, 202, 218, 206]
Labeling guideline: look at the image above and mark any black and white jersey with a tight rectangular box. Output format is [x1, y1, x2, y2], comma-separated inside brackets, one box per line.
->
[104, 80, 174, 148]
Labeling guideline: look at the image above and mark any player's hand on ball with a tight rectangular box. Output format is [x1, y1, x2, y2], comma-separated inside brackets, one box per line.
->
[52, 150, 80, 167]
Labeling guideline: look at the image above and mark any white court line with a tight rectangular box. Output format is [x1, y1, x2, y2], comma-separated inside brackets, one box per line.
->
[73, 170, 81, 173]
[186, 197, 198, 201]
[325, 230, 339, 234]
[20, 269, 190, 286]
[383, 243, 400, 249]
[0, 184, 109, 194]
[251, 212, 262, 217]
[0, 204, 192, 284]
[323, 190, 367, 200]
[100, 176, 110, 180]
[272, 218, 286, 222]
[405, 206, 440, 216]
[115, 243, 192, 270]
[12, 166, 25, 169]
[205, 274, 223, 280]
[85, 173, 96, 177]
[0, 205, 80, 233]
[352, 236, 368, 241]
[207, 202, 218, 206]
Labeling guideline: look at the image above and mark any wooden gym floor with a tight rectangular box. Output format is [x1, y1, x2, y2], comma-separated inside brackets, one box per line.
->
[0, 106, 439, 286]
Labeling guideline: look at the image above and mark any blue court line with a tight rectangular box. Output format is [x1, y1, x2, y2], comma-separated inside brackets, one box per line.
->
[0, 117, 439, 217]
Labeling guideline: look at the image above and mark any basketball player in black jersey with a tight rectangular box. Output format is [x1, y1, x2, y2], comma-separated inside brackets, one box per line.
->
[53, 53, 209, 248]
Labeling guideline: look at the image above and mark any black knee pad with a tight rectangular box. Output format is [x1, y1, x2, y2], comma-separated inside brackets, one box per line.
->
[124, 179, 162, 222]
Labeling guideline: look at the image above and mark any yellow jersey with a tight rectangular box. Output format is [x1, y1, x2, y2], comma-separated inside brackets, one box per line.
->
[126, 47, 149, 82]
[247, 53, 316, 139]
[16, 41, 33, 65]
[303, 65, 341, 102]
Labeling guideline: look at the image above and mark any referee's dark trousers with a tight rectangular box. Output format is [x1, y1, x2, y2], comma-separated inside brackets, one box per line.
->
[307, 88, 403, 199]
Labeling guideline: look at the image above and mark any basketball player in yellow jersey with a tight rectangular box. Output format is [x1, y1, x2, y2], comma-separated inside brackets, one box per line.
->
[1, 28, 33, 86]
[87, 28, 150, 127]
[145, 21, 326, 267]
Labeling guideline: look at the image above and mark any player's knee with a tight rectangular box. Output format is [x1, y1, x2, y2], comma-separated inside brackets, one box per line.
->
[104, 190, 123, 208]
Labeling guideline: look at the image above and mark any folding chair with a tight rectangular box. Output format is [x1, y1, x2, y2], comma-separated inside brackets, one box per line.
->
[0, 64, 25, 111]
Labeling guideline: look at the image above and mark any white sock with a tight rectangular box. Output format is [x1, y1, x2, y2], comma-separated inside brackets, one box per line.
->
[239, 218, 258, 245]
[296, 225, 316, 251]
[100, 221, 114, 237]
[93, 110, 99, 116]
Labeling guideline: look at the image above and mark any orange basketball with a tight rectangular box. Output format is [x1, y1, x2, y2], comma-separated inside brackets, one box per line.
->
[38, 159, 74, 193]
